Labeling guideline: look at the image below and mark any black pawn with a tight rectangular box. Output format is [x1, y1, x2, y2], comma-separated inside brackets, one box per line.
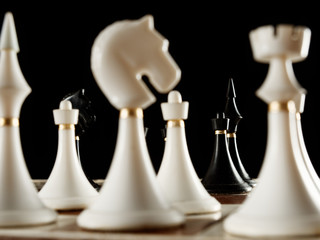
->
[202, 112, 252, 194]
[224, 78, 256, 187]
[62, 89, 100, 190]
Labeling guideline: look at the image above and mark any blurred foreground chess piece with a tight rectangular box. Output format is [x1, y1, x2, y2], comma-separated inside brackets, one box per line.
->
[0, 12, 57, 226]
[224, 78, 256, 187]
[224, 24, 320, 237]
[39, 100, 99, 210]
[77, 15, 185, 231]
[202, 113, 252, 194]
[62, 89, 100, 190]
[157, 90, 221, 215]
[295, 93, 320, 191]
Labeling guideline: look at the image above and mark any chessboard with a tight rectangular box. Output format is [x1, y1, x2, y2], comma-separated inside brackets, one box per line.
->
[0, 180, 316, 240]
[0, 204, 233, 240]
[0, 198, 318, 240]
[0, 180, 244, 240]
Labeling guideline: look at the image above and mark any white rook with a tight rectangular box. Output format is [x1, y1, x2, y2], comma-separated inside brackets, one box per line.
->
[224, 24, 320, 237]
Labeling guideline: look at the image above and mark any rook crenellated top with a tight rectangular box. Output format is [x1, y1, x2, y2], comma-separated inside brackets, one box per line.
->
[250, 24, 311, 63]
[250, 24, 310, 104]
[161, 90, 189, 121]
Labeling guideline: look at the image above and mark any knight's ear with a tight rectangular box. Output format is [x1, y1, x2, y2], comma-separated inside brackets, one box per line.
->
[139, 15, 154, 29]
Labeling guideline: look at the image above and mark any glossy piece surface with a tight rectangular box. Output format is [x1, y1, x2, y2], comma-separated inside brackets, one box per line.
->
[39, 101, 98, 210]
[90, 15, 180, 110]
[224, 78, 256, 187]
[158, 91, 221, 214]
[224, 24, 320, 237]
[78, 15, 184, 231]
[0, 12, 57, 227]
[202, 113, 252, 194]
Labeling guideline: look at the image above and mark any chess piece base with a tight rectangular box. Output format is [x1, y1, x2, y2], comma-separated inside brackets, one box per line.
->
[40, 195, 98, 211]
[244, 178, 256, 187]
[0, 208, 57, 227]
[224, 212, 320, 237]
[171, 197, 221, 215]
[204, 182, 252, 194]
[77, 208, 184, 231]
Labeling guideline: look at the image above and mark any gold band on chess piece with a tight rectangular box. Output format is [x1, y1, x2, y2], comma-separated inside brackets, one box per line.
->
[0, 118, 19, 127]
[120, 108, 143, 119]
[59, 124, 75, 130]
[268, 100, 296, 113]
[167, 119, 185, 128]
[227, 132, 236, 138]
[215, 130, 227, 135]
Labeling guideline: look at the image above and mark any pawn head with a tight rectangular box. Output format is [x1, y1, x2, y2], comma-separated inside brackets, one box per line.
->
[212, 112, 229, 131]
[161, 90, 189, 121]
[62, 89, 96, 136]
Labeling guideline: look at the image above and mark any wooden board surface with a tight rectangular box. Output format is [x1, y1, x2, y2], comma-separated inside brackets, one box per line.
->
[0, 180, 244, 239]
[1, 204, 320, 240]
[0, 205, 234, 240]
[2, 180, 319, 239]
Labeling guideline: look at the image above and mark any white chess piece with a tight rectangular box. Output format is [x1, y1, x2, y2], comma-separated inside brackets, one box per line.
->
[0, 12, 57, 227]
[157, 90, 221, 215]
[224, 24, 320, 237]
[295, 93, 320, 191]
[39, 100, 99, 210]
[77, 15, 185, 231]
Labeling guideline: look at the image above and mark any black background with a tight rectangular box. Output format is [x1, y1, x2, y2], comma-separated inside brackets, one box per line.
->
[1, 3, 319, 181]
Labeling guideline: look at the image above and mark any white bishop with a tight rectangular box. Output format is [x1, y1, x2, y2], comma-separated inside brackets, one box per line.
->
[0, 12, 57, 227]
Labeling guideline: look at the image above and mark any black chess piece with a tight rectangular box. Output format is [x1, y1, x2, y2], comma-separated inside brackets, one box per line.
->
[224, 78, 256, 187]
[202, 112, 252, 194]
[62, 89, 100, 190]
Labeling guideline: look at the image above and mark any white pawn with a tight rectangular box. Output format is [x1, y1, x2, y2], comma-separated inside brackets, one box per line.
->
[39, 100, 99, 210]
[224, 24, 320, 237]
[0, 12, 57, 226]
[157, 91, 221, 215]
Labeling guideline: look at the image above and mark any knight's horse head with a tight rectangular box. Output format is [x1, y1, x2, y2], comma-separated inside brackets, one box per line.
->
[91, 15, 181, 110]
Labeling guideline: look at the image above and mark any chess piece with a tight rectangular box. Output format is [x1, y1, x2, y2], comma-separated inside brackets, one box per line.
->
[224, 78, 256, 187]
[62, 89, 100, 190]
[161, 128, 167, 141]
[77, 15, 185, 231]
[224, 24, 320, 237]
[0, 12, 57, 226]
[157, 90, 221, 215]
[202, 113, 252, 193]
[295, 93, 320, 191]
[39, 100, 99, 210]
